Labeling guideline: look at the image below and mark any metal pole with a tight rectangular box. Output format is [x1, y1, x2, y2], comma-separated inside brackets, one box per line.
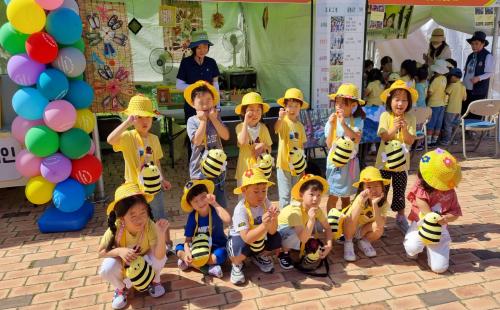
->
[488, 7, 499, 99]
[92, 113, 106, 201]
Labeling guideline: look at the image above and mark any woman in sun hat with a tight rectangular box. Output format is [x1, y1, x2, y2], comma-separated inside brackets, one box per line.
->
[423, 28, 452, 66]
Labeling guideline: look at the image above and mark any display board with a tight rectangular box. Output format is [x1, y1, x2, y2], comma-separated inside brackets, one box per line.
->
[313, 0, 366, 109]
[367, 5, 413, 40]
[369, 0, 500, 6]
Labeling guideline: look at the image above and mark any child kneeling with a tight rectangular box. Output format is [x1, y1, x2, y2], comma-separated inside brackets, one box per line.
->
[175, 180, 231, 277]
[227, 168, 282, 284]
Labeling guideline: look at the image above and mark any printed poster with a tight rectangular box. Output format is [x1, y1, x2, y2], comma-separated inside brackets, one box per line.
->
[475, 7, 496, 29]
[367, 5, 413, 40]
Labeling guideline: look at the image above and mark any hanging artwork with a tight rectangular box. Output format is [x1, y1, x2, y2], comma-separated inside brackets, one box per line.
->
[80, 1, 135, 113]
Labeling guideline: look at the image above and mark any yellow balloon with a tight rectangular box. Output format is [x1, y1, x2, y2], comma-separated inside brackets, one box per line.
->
[25, 176, 55, 205]
[74, 109, 95, 134]
[7, 0, 46, 34]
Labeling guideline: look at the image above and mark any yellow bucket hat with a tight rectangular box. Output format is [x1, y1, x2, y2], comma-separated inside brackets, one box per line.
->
[291, 174, 329, 201]
[380, 79, 419, 104]
[328, 83, 366, 106]
[234, 168, 274, 195]
[183, 80, 220, 108]
[180, 180, 215, 213]
[235, 92, 270, 115]
[353, 166, 390, 188]
[387, 72, 401, 82]
[106, 183, 154, 215]
[277, 88, 309, 109]
[123, 94, 159, 118]
[419, 148, 461, 191]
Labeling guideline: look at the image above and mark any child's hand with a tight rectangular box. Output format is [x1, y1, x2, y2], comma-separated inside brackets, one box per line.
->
[205, 193, 216, 206]
[244, 110, 253, 124]
[337, 110, 345, 125]
[437, 216, 448, 226]
[262, 211, 272, 225]
[184, 248, 193, 264]
[155, 219, 169, 234]
[320, 244, 332, 259]
[208, 108, 219, 121]
[328, 112, 337, 124]
[161, 179, 172, 191]
[307, 206, 318, 219]
[268, 205, 280, 219]
[197, 110, 208, 121]
[360, 189, 370, 201]
[126, 115, 136, 124]
[253, 143, 267, 157]
[371, 194, 384, 207]
[119, 247, 139, 264]
[278, 108, 287, 119]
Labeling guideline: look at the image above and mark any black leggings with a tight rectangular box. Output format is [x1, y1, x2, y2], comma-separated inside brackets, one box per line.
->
[380, 170, 407, 212]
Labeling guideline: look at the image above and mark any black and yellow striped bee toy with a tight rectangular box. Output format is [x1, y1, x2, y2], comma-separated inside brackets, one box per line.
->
[327, 208, 344, 240]
[381, 140, 409, 171]
[328, 136, 356, 168]
[191, 233, 211, 268]
[125, 256, 155, 292]
[201, 149, 227, 178]
[289, 147, 306, 176]
[418, 212, 442, 245]
[140, 161, 161, 194]
[257, 153, 274, 178]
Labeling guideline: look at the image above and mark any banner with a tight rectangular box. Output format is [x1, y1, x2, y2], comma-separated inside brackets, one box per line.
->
[475, 7, 496, 29]
[313, 0, 366, 109]
[0, 135, 22, 182]
[369, 0, 500, 6]
[367, 5, 413, 40]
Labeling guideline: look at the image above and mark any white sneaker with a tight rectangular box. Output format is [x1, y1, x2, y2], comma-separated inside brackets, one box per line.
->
[111, 288, 128, 309]
[343, 240, 356, 262]
[177, 259, 188, 271]
[357, 239, 377, 257]
[251, 255, 274, 273]
[148, 282, 165, 298]
[406, 253, 418, 260]
[208, 265, 223, 278]
[396, 214, 409, 234]
[230, 263, 245, 285]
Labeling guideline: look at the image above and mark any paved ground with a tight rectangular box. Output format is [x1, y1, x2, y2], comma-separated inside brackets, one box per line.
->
[0, 137, 499, 310]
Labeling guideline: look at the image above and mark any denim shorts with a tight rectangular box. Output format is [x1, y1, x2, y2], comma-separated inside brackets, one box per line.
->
[226, 233, 282, 257]
[175, 243, 227, 265]
[150, 189, 166, 220]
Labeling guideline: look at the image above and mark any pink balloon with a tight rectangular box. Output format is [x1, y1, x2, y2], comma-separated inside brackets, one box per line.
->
[15, 149, 42, 177]
[43, 99, 76, 132]
[35, 0, 64, 10]
[11, 116, 45, 145]
[88, 138, 95, 155]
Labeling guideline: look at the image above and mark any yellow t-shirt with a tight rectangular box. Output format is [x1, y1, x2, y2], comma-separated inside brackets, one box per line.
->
[428, 75, 447, 107]
[401, 75, 416, 89]
[235, 122, 273, 180]
[278, 201, 327, 227]
[375, 111, 416, 172]
[365, 81, 384, 106]
[276, 116, 307, 171]
[342, 194, 389, 227]
[112, 130, 163, 184]
[100, 219, 158, 256]
[446, 81, 467, 114]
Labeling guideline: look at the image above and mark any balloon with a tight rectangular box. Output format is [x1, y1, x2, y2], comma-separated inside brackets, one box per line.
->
[46, 8, 82, 45]
[88, 139, 95, 155]
[15, 149, 42, 177]
[11, 116, 44, 144]
[26, 32, 58, 64]
[69, 74, 83, 81]
[71, 154, 102, 185]
[7, 53, 45, 86]
[61, 37, 84, 53]
[12, 87, 49, 120]
[60, 128, 90, 159]
[35, 0, 63, 10]
[59, 0, 78, 15]
[26, 175, 55, 205]
[64, 80, 93, 109]
[43, 100, 76, 132]
[0, 23, 29, 55]
[40, 153, 72, 183]
[25, 125, 59, 157]
[74, 109, 95, 133]
[37, 68, 69, 100]
[53, 178, 85, 212]
[84, 182, 96, 198]
[7, 0, 46, 34]
[52, 47, 86, 78]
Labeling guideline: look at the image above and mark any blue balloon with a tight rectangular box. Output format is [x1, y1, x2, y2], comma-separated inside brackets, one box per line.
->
[46, 8, 83, 45]
[12, 88, 49, 120]
[84, 182, 96, 198]
[37, 69, 69, 100]
[65, 80, 94, 109]
[53, 178, 86, 213]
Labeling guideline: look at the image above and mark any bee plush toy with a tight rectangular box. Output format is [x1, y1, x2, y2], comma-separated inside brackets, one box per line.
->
[125, 256, 155, 292]
[201, 149, 227, 178]
[418, 212, 443, 245]
[327, 208, 344, 240]
[289, 147, 307, 176]
[381, 140, 409, 171]
[257, 153, 274, 178]
[328, 136, 356, 168]
[190, 233, 211, 268]
[140, 162, 161, 195]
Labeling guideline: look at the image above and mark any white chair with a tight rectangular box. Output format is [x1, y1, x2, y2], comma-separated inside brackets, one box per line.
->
[451, 99, 500, 159]
[412, 106, 432, 153]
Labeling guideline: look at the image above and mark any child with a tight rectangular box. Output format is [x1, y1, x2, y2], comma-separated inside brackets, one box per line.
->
[185, 80, 230, 207]
[376, 80, 417, 233]
[415, 65, 429, 108]
[381, 56, 393, 83]
[341, 167, 390, 261]
[365, 69, 385, 107]
[441, 68, 466, 146]
[107, 94, 173, 251]
[235, 92, 272, 185]
[274, 88, 308, 209]
[404, 149, 462, 273]
[386, 72, 401, 88]
[277, 174, 333, 269]
[427, 59, 449, 147]
[176, 180, 231, 278]
[99, 183, 168, 310]
[227, 168, 282, 284]
[325, 83, 365, 211]
[400, 59, 417, 89]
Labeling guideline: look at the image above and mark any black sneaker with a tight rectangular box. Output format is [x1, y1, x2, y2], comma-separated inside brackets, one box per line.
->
[278, 252, 294, 270]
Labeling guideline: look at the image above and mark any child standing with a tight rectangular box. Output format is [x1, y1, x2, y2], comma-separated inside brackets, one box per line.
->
[441, 68, 467, 146]
[376, 80, 417, 233]
[277, 174, 333, 269]
[227, 168, 282, 284]
[427, 59, 449, 146]
[415, 65, 429, 108]
[325, 84, 365, 211]
[400, 59, 417, 88]
[99, 183, 168, 310]
[185, 80, 230, 207]
[107, 94, 173, 251]
[404, 149, 462, 273]
[365, 69, 385, 107]
[176, 180, 231, 278]
[341, 167, 390, 262]
[235, 92, 272, 185]
[274, 88, 308, 209]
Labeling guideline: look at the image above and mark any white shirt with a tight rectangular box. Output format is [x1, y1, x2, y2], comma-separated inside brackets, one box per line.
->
[463, 52, 495, 90]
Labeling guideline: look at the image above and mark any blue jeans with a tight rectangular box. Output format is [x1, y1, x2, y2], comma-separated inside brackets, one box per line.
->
[150, 189, 166, 220]
[213, 176, 227, 209]
[277, 168, 301, 209]
[427, 106, 446, 132]
[442, 112, 460, 144]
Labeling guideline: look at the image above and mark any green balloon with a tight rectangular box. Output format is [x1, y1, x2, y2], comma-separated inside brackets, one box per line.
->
[61, 38, 85, 53]
[60, 128, 91, 159]
[0, 22, 29, 55]
[69, 74, 84, 81]
[25, 126, 59, 157]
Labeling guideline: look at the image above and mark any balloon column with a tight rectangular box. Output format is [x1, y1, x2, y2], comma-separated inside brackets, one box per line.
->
[2, 0, 100, 232]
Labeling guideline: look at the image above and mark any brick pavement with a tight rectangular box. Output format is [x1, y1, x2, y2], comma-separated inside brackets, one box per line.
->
[0, 138, 499, 309]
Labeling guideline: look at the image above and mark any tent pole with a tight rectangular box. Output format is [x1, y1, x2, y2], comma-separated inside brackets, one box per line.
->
[92, 114, 105, 201]
[488, 7, 499, 99]
[309, 0, 314, 108]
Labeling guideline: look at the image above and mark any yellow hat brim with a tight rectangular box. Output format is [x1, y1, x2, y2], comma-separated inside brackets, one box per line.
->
[380, 82, 419, 105]
[277, 97, 309, 110]
[106, 191, 154, 215]
[235, 102, 271, 115]
[233, 178, 274, 195]
[184, 81, 220, 108]
[328, 94, 366, 106]
[420, 161, 462, 191]
[122, 109, 158, 118]
[353, 177, 391, 188]
[291, 175, 329, 201]
[180, 180, 215, 213]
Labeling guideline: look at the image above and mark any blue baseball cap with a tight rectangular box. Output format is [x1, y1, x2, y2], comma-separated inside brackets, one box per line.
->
[449, 68, 462, 79]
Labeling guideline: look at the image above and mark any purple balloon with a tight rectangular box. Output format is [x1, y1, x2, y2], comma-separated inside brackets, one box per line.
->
[11, 116, 44, 145]
[40, 153, 72, 183]
[7, 53, 46, 86]
[15, 149, 42, 177]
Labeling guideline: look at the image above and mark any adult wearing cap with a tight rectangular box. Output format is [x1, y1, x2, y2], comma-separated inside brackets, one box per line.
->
[463, 31, 495, 118]
[423, 28, 452, 66]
